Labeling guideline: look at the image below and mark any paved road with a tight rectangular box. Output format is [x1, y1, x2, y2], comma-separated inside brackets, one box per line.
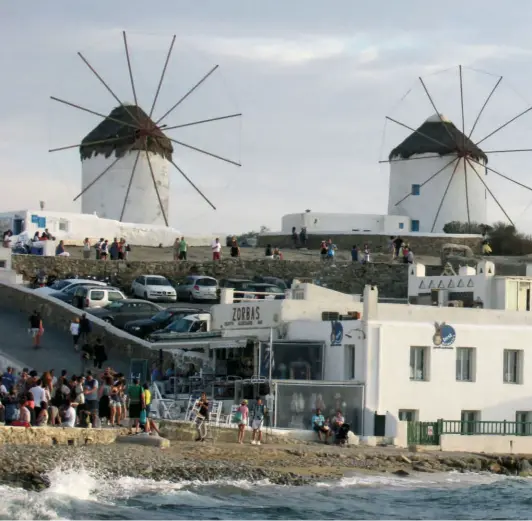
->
[0, 308, 129, 376]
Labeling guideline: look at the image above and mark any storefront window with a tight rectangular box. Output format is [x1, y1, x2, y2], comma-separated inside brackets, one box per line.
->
[260, 342, 324, 380]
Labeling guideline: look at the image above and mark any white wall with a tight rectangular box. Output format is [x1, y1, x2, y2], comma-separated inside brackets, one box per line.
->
[281, 212, 410, 235]
[388, 153, 487, 232]
[366, 320, 532, 429]
[0, 209, 215, 247]
[82, 150, 169, 226]
[440, 434, 532, 454]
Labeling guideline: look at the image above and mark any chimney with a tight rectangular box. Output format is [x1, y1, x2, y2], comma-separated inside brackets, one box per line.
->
[363, 285, 378, 319]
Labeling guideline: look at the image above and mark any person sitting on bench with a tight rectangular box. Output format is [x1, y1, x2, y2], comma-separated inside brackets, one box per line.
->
[312, 408, 331, 443]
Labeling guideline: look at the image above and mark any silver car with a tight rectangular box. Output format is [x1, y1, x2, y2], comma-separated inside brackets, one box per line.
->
[176, 276, 218, 302]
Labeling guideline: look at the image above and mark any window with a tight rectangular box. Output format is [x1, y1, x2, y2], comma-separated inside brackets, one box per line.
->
[461, 410, 480, 434]
[411, 184, 420, 196]
[398, 409, 418, 422]
[516, 411, 532, 435]
[411, 220, 420, 232]
[58, 220, 69, 232]
[398, 222, 404, 230]
[198, 278, 217, 287]
[410, 346, 429, 381]
[146, 277, 170, 286]
[503, 349, 523, 384]
[107, 291, 124, 302]
[456, 348, 475, 382]
[90, 290, 105, 301]
[345, 344, 355, 380]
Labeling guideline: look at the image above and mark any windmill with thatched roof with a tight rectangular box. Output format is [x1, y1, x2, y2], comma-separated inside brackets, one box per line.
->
[382, 66, 532, 233]
[49, 31, 241, 227]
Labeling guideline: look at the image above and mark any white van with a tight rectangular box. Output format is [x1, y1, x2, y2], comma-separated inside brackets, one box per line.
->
[72, 285, 126, 309]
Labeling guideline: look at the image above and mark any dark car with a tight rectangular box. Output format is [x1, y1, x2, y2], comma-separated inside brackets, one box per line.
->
[123, 307, 206, 339]
[245, 283, 286, 300]
[218, 278, 254, 300]
[87, 299, 163, 329]
[49, 283, 109, 305]
[252, 276, 290, 291]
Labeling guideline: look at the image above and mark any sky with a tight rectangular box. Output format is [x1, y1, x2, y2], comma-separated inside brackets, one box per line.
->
[3, 1, 532, 235]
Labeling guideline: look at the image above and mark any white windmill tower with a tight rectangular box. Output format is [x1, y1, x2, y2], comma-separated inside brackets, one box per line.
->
[49, 31, 242, 227]
[383, 66, 532, 233]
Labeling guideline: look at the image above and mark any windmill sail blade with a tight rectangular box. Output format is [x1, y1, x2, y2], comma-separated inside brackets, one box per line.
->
[169, 159, 216, 210]
[149, 35, 176, 119]
[394, 157, 458, 207]
[122, 31, 139, 108]
[386, 116, 453, 152]
[145, 145, 169, 226]
[120, 149, 142, 221]
[73, 144, 135, 202]
[50, 96, 139, 130]
[164, 113, 242, 131]
[77, 51, 142, 126]
[468, 157, 532, 193]
[419, 77, 456, 145]
[49, 136, 124, 153]
[167, 137, 241, 167]
[155, 65, 219, 125]
[466, 158, 514, 226]
[430, 159, 461, 232]
[467, 76, 502, 139]
[476, 105, 532, 146]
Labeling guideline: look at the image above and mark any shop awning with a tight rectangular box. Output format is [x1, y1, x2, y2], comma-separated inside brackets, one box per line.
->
[153, 337, 250, 351]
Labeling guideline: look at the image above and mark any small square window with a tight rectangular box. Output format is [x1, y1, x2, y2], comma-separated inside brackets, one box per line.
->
[411, 184, 420, 196]
[399, 222, 404, 229]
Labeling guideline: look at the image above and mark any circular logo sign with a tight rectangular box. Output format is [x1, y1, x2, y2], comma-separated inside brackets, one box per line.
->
[433, 322, 456, 347]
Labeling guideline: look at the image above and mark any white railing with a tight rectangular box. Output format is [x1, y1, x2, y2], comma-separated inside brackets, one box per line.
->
[234, 290, 285, 302]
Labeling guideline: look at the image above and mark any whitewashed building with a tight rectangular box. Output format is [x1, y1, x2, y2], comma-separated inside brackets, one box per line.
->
[163, 270, 532, 445]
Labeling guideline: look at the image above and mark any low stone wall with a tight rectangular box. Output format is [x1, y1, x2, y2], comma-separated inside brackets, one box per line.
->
[0, 282, 165, 365]
[0, 425, 129, 446]
[259, 233, 481, 256]
[440, 434, 532, 454]
[12, 256, 410, 298]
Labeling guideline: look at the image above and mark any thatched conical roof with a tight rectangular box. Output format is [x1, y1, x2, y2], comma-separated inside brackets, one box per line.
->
[389, 114, 487, 163]
[80, 105, 173, 161]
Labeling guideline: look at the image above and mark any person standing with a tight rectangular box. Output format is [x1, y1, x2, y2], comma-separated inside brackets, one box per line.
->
[173, 238, 180, 261]
[83, 238, 91, 259]
[178, 237, 188, 261]
[100, 240, 109, 260]
[79, 313, 92, 344]
[194, 392, 209, 442]
[83, 372, 99, 426]
[230, 237, 240, 258]
[251, 398, 265, 446]
[127, 378, 145, 434]
[94, 238, 103, 260]
[211, 238, 222, 261]
[28, 311, 43, 349]
[93, 338, 107, 369]
[70, 318, 80, 350]
[236, 399, 249, 444]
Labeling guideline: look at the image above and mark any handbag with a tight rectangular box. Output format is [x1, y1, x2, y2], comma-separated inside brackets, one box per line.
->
[232, 411, 242, 423]
[140, 409, 147, 424]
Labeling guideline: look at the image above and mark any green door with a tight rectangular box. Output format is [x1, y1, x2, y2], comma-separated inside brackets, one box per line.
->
[407, 421, 440, 445]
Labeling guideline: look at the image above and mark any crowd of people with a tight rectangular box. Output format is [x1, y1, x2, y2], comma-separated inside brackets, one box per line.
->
[0, 366, 159, 435]
[85, 238, 131, 261]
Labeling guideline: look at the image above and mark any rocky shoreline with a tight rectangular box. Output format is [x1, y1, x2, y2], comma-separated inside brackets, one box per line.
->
[1, 442, 532, 492]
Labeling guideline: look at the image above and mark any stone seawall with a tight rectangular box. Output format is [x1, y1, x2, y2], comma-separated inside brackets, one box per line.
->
[0, 282, 164, 365]
[259, 233, 481, 256]
[12, 256, 410, 298]
[0, 425, 129, 446]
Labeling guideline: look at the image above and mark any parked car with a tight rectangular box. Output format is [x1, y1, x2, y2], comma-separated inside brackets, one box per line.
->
[49, 283, 110, 305]
[34, 278, 107, 296]
[244, 283, 286, 300]
[131, 275, 177, 302]
[218, 278, 254, 300]
[123, 307, 206, 339]
[148, 313, 211, 342]
[252, 276, 290, 291]
[87, 299, 163, 328]
[72, 286, 126, 309]
[176, 275, 218, 302]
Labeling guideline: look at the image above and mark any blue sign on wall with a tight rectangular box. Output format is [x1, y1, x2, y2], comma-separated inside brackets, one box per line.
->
[330, 320, 344, 346]
[37, 217, 46, 229]
[31, 214, 39, 224]
[433, 322, 456, 349]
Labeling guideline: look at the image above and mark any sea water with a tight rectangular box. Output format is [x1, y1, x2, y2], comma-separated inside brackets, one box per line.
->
[0, 467, 529, 520]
